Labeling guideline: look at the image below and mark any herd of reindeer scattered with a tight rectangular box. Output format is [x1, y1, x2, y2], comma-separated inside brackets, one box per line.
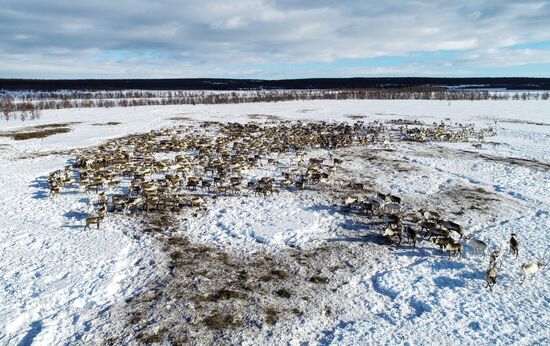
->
[46, 119, 545, 292]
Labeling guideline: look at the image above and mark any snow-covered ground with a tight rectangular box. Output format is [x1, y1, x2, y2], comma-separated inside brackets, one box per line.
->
[0, 99, 549, 345]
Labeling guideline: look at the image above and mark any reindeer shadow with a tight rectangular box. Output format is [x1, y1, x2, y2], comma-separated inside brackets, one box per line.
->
[433, 276, 466, 289]
[341, 218, 386, 231]
[29, 176, 50, 200]
[432, 259, 467, 271]
[29, 176, 49, 189]
[62, 224, 85, 230]
[394, 246, 442, 258]
[328, 232, 388, 246]
[32, 191, 49, 199]
[78, 197, 90, 204]
[63, 210, 89, 221]
[17, 320, 43, 346]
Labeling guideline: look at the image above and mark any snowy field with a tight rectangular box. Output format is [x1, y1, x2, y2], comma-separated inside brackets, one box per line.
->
[0, 99, 549, 345]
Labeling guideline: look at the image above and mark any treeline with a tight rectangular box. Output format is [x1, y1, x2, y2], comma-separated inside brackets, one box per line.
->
[0, 97, 41, 121]
[1, 88, 549, 121]
[3, 77, 550, 91]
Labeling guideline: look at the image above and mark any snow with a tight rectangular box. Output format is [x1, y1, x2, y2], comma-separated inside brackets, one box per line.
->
[1, 99, 549, 344]
[186, 191, 344, 250]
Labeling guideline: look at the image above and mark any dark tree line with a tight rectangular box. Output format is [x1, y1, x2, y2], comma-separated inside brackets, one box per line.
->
[1, 88, 549, 121]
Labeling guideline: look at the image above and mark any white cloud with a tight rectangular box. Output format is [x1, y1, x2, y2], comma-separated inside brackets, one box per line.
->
[0, 0, 549, 78]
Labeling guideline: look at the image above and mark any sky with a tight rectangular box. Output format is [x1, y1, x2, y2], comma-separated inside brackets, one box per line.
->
[1, 0, 550, 79]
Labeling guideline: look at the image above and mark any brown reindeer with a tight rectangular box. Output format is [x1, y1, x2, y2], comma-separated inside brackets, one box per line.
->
[486, 267, 497, 292]
[84, 216, 102, 230]
[509, 233, 519, 259]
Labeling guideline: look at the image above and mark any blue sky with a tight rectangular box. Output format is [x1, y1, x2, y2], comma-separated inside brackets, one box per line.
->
[1, 0, 550, 78]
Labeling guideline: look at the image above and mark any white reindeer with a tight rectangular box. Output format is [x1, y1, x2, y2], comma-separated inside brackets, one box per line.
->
[520, 255, 547, 284]
[464, 237, 488, 257]
[489, 250, 502, 269]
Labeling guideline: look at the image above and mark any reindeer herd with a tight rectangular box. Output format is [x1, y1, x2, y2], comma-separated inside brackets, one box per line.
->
[48, 120, 383, 225]
[341, 189, 547, 291]
[46, 118, 544, 291]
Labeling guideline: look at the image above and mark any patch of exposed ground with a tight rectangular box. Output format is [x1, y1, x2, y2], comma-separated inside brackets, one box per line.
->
[413, 144, 550, 171]
[386, 119, 426, 126]
[247, 114, 281, 121]
[436, 185, 501, 215]
[0, 122, 80, 140]
[344, 114, 367, 120]
[475, 153, 550, 170]
[91, 121, 122, 126]
[1, 128, 71, 140]
[355, 148, 417, 174]
[499, 119, 550, 126]
[32, 122, 81, 128]
[330, 144, 514, 224]
[167, 116, 193, 122]
[297, 109, 316, 113]
[95, 207, 384, 345]
[17, 150, 71, 160]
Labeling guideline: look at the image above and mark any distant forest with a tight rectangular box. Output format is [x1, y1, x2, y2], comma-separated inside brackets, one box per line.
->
[2, 77, 550, 91]
[2, 78, 550, 121]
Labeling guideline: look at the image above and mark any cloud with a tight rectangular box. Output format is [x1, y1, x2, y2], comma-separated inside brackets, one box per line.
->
[0, 0, 549, 78]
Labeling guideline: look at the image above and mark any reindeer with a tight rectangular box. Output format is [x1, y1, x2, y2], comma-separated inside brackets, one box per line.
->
[432, 236, 450, 251]
[509, 233, 519, 259]
[489, 250, 502, 269]
[387, 194, 401, 204]
[418, 220, 439, 237]
[520, 255, 547, 284]
[383, 224, 402, 245]
[191, 196, 206, 209]
[49, 185, 62, 197]
[344, 195, 359, 208]
[383, 214, 401, 228]
[485, 267, 497, 292]
[420, 209, 441, 222]
[84, 216, 103, 230]
[360, 201, 374, 216]
[440, 220, 464, 239]
[384, 202, 401, 215]
[464, 237, 488, 257]
[404, 226, 417, 247]
[97, 204, 107, 219]
[445, 241, 462, 258]
[125, 197, 143, 214]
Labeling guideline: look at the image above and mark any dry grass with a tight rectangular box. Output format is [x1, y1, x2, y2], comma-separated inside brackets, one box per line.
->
[32, 122, 80, 129]
[0, 127, 71, 140]
[91, 121, 122, 126]
[101, 216, 363, 344]
[247, 114, 281, 121]
[439, 184, 501, 214]
[499, 119, 550, 126]
[344, 114, 367, 119]
[17, 150, 69, 160]
[201, 313, 242, 330]
[168, 116, 192, 122]
[0, 122, 80, 141]
[413, 144, 550, 171]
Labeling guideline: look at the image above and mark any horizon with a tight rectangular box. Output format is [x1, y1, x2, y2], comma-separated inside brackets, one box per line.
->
[3, 76, 550, 81]
[2, 1, 550, 79]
